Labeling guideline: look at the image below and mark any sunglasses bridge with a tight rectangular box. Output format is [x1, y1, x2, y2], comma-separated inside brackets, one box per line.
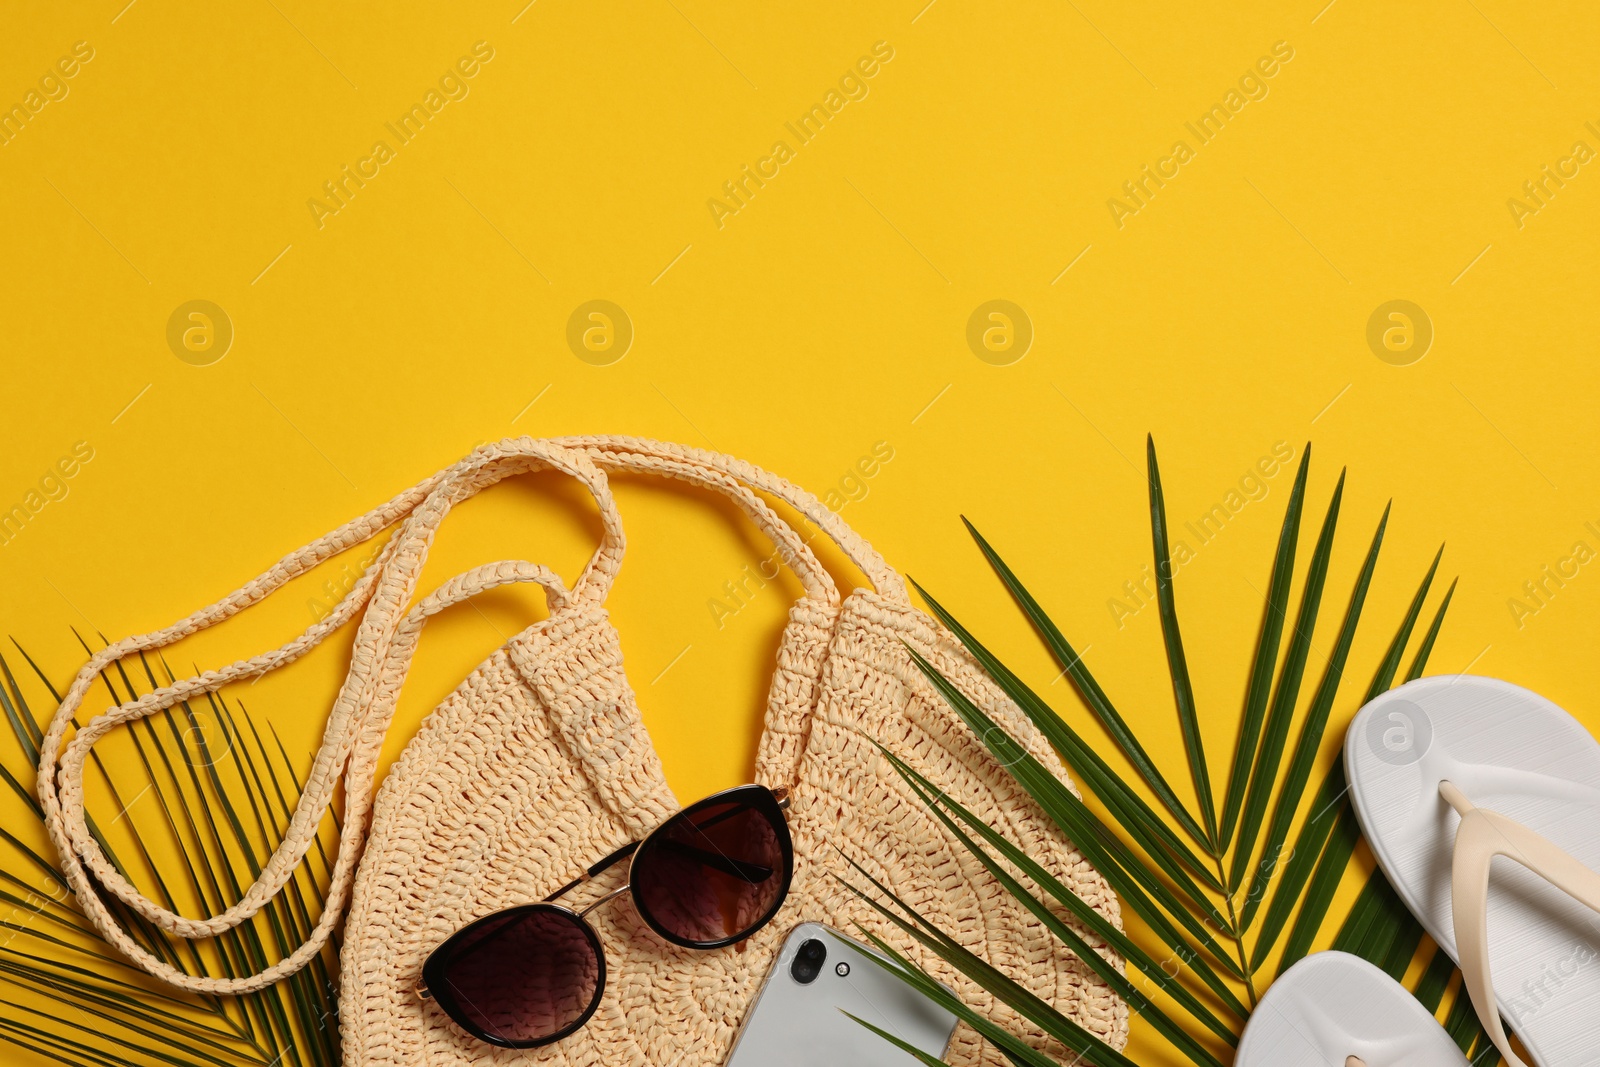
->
[578, 884, 632, 918]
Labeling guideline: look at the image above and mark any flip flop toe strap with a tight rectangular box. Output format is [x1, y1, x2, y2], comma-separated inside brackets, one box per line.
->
[1442, 780, 1600, 1067]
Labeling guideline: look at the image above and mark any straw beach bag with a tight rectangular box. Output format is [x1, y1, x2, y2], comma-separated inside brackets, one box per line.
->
[38, 436, 1129, 1065]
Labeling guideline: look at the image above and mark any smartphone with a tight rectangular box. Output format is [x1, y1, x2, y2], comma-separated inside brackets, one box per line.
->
[726, 922, 959, 1066]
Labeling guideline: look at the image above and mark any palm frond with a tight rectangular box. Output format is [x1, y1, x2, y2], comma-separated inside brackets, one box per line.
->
[843, 1014, 954, 1067]
[1144, 436, 1220, 849]
[1251, 572, 1457, 971]
[853, 442, 1478, 1065]
[1227, 470, 1346, 897]
[912, 579, 1220, 891]
[1330, 872, 1423, 979]
[877, 744, 1236, 1055]
[1405, 578, 1458, 683]
[835, 860, 1144, 1067]
[1271, 793, 1360, 974]
[1411, 947, 1456, 1012]
[1443, 990, 1486, 1053]
[1235, 503, 1392, 931]
[871, 740, 1240, 1042]
[1363, 546, 1443, 700]
[1219, 446, 1311, 854]
[964, 518, 1212, 850]
[904, 645, 1244, 984]
[0, 645, 340, 1067]
[848, 926, 1064, 1067]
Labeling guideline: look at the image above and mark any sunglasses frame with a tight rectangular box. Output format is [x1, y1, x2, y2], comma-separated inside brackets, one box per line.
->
[419, 783, 793, 1049]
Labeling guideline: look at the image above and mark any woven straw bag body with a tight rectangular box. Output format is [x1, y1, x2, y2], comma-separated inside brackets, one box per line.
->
[38, 436, 1128, 1066]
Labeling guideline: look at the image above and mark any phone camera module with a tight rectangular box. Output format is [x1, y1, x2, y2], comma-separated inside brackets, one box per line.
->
[790, 938, 828, 984]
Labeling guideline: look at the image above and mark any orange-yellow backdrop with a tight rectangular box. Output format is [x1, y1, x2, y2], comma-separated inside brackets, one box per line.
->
[2, 1, 1597, 1064]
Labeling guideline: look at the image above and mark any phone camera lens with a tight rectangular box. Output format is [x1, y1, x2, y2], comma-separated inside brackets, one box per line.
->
[790, 938, 827, 984]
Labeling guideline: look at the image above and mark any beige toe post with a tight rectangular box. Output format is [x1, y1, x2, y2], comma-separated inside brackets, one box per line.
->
[1440, 780, 1600, 1067]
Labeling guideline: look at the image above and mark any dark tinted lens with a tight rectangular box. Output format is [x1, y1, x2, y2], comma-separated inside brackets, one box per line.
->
[633, 790, 789, 946]
[428, 906, 601, 1046]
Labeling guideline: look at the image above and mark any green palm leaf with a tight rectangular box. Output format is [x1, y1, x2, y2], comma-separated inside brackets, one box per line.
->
[912, 579, 1220, 891]
[877, 745, 1234, 1058]
[904, 645, 1244, 982]
[848, 928, 1064, 1067]
[1251, 575, 1456, 972]
[1271, 794, 1360, 974]
[1227, 470, 1347, 897]
[1235, 503, 1392, 931]
[836, 860, 1143, 1067]
[1363, 546, 1443, 700]
[1219, 446, 1311, 854]
[964, 518, 1212, 851]
[1412, 947, 1456, 1012]
[843, 1015, 956, 1067]
[1144, 436, 1219, 848]
[0, 645, 340, 1067]
[850, 445, 1482, 1066]
[870, 740, 1241, 1040]
[1405, 578, 1457, 683]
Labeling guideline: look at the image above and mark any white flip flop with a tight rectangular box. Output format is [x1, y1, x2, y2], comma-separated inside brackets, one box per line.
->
[1346, 675, 1600, 1067]
[1236, 951, 1467, 1066]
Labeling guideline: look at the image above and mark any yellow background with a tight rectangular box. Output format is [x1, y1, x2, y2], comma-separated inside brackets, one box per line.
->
[2, 1, 1598, 1064]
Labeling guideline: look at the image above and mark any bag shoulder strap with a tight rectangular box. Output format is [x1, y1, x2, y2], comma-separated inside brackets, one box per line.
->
[555, 436, 908, 602]
[37, 440, 623, 994]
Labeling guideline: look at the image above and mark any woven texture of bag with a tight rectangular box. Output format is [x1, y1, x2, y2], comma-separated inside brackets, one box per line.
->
[38, 436, 1129, 1066]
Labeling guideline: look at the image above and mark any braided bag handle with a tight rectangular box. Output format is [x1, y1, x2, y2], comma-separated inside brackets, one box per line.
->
[556, 435, 908, 603]
[570, 441, 843, 606]
[36, 440, 626, 993]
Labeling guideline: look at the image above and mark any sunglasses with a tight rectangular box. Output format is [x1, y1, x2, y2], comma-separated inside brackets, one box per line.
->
[418, 783, 794, 1048]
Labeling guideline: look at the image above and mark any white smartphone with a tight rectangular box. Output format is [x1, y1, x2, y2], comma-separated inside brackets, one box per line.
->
[726, 922, 959, 1066]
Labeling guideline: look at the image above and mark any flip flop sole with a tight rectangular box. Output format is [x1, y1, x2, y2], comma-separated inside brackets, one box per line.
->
[1237, 951, 1467, 1066]
[1346, 675, 1600, 1067]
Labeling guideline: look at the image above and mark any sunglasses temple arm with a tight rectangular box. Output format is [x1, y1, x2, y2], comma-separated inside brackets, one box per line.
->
[543, 787, 788, 903]
[543, 840, 641, 903]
